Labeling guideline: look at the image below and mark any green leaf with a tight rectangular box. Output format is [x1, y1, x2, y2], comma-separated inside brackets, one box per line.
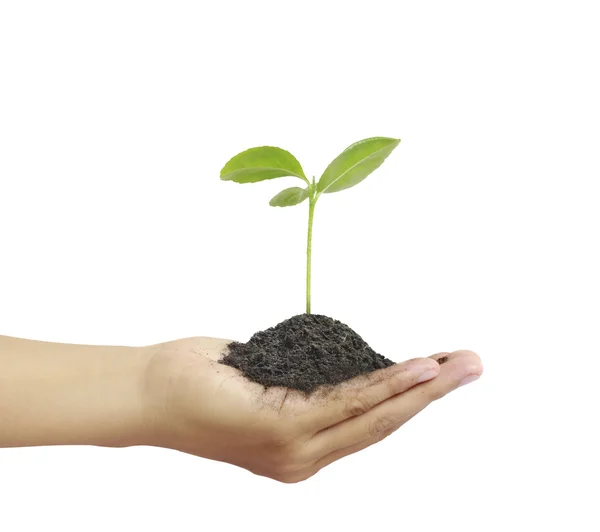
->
[269, 187, 309, 207]
[317, 137, 401, 194]
[220, 146, 307, 184]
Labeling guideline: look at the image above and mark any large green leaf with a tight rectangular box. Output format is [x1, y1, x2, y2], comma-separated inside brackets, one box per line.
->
[269, 187, 309, 207]
[220, 146, 307, 183]
[317, 137, 401, 194]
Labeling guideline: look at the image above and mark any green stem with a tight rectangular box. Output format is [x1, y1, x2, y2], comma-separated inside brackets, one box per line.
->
[306, 182, 317, 314]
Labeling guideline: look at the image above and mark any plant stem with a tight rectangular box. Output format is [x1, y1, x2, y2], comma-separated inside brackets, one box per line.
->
[306, 182, 317, 314]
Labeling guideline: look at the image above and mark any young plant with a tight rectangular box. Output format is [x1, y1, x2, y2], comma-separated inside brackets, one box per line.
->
[220, 137, 401, 314]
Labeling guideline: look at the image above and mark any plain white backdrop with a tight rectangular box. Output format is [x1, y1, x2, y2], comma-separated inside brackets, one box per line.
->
[1, 1, 599, 530]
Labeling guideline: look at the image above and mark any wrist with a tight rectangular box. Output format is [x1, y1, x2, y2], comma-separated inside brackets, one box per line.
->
[136, 338, 216, 454]
[104, 345, 159, 448]
[136, 342, 183, 450]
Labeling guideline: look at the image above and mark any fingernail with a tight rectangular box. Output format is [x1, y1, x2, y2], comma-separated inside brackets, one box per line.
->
[417, 369, 439, 383]
[459, 374, 480, 387]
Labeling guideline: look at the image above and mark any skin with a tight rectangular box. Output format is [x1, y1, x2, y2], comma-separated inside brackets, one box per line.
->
[0, 334, 483, 483]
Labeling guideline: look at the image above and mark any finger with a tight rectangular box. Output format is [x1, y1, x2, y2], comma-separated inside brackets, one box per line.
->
[304, 357, 441, 433]
[278, 429, 400, 483]
[319, 352, 480, 462]
[308, 350, 482, 458]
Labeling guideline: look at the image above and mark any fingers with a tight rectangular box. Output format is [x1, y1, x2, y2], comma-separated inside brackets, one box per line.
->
[305, 357, 441, 433]
[306, 350, 482, 459]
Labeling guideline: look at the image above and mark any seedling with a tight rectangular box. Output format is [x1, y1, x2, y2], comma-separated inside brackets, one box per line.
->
[220, 137, 401, 314]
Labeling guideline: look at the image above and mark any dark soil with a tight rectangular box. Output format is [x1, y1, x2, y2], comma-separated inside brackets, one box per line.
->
[437, 355, 449, 365]
[220, 314, 395, 394]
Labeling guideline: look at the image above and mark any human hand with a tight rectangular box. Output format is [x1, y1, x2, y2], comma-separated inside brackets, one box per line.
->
[141, 337, 482, 483]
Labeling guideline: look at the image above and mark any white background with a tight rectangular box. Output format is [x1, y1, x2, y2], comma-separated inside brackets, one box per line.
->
[1, 1, 599, 530]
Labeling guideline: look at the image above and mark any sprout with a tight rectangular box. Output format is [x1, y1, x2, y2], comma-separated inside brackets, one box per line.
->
[220, 137, 401, 313]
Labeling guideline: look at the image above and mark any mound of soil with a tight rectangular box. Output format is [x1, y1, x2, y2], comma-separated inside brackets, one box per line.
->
[220, 314, 394, 393]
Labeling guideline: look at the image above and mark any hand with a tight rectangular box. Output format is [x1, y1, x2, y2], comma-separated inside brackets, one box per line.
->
[141, 337, 483, 483]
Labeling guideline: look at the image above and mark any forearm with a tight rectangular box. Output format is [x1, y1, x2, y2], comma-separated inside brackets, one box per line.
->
[0, 335, 154, 448]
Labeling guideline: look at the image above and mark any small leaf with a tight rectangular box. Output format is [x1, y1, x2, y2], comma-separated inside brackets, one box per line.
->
[269, 187, 309, 207]
[317, 137, 401, 194]
[220, 146, 307, 184]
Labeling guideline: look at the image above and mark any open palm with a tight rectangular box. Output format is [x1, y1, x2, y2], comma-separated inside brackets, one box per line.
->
[142, 336, 482, 483]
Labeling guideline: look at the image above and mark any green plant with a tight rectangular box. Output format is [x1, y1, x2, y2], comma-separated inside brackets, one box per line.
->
[220, 137, 401, 314]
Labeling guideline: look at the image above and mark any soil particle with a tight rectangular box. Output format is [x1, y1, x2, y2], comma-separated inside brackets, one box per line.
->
[220, 314, 394, 394]
[437, 355, 449, 365]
